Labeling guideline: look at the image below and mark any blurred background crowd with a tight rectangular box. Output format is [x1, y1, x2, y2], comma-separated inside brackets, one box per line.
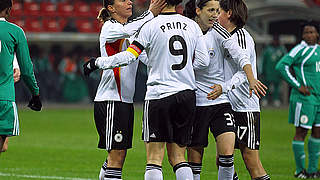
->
[10, 0, 320, 106]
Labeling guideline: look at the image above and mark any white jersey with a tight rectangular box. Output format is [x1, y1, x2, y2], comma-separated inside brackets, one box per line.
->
[195, 22, 251, 106]
[223, 28, 260, 112]
[94, 11, 154, 103]
[95, 12, 209, 100]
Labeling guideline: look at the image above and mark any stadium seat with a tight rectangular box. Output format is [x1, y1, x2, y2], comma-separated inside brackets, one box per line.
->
[24, 18, 42, 32]
[90, 2, 103, 17]
[24, 2, 40, 17]
[74, 2, 92, 17]
[59, 18, 68, 31]
[92, 19, 102, 33]
[42, 18, 61, 32]
[40, 2, 58, 17]
[11, 1, 23, 17]
[57, 2, 74, 17]
[75, 19, 94, 33]
[9, 17, 25, 28]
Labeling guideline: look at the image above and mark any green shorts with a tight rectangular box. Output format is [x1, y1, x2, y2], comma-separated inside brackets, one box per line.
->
[0, 101, 19, 136]
[289, 101, 320, 129]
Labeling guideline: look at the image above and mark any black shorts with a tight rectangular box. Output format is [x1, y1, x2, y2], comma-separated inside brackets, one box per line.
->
[234, 111, 260, 150]
[94, 101, 134, 151]
[189, 103, 235, 147]
[142, 90, 196, 146]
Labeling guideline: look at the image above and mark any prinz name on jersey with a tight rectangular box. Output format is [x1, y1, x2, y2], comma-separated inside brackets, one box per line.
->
[160, 22, 187, 33]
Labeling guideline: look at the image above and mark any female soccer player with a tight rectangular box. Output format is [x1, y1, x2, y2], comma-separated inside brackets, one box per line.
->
[89, 0, 165, 179]
[84, 0, 211, 178]
[0, 0, 42, 153]
[276, 21, 320, 179]
[183, 0, 267, 179]
[208, 0, 270, 179]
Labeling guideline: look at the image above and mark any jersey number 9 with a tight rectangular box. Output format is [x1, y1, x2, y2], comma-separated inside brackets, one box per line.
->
[169, 35, 187, 71]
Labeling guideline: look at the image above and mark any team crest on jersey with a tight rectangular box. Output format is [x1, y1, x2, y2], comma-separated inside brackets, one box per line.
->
[114, 131, 123, 142]
[208, 49, 215, 58]
[300, 115, 308, 124]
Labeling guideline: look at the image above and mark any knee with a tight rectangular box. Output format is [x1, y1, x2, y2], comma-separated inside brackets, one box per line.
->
[311, 129, 320, 138]
[1, 145, 7, 152]
[294, 130, 308, 141]
[187, 147, 203, 163]
[107, 150, 127, 167]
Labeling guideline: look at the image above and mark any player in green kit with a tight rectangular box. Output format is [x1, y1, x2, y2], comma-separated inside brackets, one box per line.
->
[0, 0, 42, 153]
[261, 34, 287, 107]
[276, 21, 320, 179]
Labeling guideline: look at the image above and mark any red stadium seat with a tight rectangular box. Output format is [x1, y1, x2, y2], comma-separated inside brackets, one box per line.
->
[90, 2, 103, 17]
[42, 18, 61, 32]
[57, 2, 74, 17]
[11, 2, 23, 17]
[9, 18, 25, 28]
[24, 18, 42, 32]
[75, 19, 94, 33]
[40, 2, 58, 17]
[74, 2, 92, 17]
[59, 18, 68, 31]
[24, 2, 40, 17]
[92, 19, 103, 33]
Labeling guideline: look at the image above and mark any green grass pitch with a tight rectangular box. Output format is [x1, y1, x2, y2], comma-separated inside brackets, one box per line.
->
[0, 105, 310, 179]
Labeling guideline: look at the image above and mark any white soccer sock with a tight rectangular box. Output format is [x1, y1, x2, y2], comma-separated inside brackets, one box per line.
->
[144, 164, 163, 180]
[99, 160, 108, 180]
[193, 174, 200, 180]
[189, 162, 202, 180]
[104, 167, 122, 180]
[218, 155, 234, 180]
[174, 162, 194, 180]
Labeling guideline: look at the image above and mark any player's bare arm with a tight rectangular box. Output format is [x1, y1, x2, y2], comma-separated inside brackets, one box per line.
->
[243, 64, 268, 98]
[13, 68, 20, 83]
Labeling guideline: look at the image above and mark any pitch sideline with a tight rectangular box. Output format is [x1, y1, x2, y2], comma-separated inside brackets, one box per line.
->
[0, 172, 93, 180]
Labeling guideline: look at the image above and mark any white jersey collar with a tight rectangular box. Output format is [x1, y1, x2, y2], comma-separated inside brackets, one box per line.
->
[0, 18, 6, 21]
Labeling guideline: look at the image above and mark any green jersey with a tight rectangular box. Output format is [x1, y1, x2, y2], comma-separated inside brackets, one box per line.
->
[0, 18, 39, 101]
[276, 42, 320, 105]
[262, 44, 287, 81]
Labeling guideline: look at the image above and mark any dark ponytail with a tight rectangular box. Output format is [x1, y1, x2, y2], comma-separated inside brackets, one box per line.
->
[97, 8, 110, 22]
[97, 0, 115, 22]
[183, 0, 213, 19]
[0, 0, 12, 12]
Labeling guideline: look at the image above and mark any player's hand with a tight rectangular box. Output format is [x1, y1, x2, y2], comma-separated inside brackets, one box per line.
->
[13, 68, 21, 83]
[83, 57, 98, 77]
[248, 79, 268, 98]
[207, 84, 222, 100]
[149, 0, 166, 16]
[298, 85, 313, 96]
[28, 95, 42, 111]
